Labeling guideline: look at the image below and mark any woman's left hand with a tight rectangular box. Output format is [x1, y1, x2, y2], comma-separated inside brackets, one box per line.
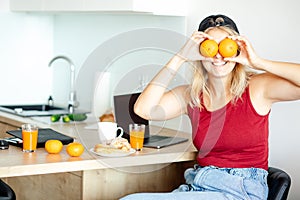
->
[224, 35, 262, 70]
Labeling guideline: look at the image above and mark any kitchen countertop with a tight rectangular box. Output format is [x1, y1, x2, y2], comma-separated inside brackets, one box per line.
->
[0, 111, 197, 178]
[0, 111, 198, 199]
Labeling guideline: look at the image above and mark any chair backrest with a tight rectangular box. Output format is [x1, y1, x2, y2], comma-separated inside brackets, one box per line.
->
[0, 179, 16, 200]
[267, 167, 291, 200]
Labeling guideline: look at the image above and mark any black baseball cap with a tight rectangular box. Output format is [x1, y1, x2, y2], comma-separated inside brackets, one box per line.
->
[198, 14, 239, 34]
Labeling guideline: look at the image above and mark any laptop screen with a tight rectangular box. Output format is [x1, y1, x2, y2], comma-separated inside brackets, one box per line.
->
[113, 93, 150, 140]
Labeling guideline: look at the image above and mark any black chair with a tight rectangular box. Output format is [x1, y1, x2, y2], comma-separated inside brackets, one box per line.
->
[267, 167, 291, 200]
[0, 179, 16, 200]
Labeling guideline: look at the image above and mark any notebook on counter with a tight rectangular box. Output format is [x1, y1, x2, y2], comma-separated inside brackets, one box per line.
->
[113, 93, 188, 149]
[6, 128, 74, 148]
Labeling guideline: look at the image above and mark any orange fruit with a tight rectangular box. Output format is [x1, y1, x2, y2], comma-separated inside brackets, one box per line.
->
[218, 38, 238, 58]
[199, 39, 219, 57]
[66, 142, 84, 157]
[45, 140, 63, 154]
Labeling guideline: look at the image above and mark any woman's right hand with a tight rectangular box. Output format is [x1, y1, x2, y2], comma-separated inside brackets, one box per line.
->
[225, 35, 262, 70]
[177, 31, 212, 61]
[134, 32, 211, 121]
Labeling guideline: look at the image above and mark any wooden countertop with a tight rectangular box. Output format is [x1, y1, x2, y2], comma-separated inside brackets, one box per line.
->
[0, 111, 197, 178]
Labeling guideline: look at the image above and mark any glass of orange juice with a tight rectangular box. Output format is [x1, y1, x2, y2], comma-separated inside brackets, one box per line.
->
[21, 124, 38, 152]
[129, 124, 145, 151]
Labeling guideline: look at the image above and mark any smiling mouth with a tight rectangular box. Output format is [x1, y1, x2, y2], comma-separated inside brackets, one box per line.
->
[213, 61, 227, 66]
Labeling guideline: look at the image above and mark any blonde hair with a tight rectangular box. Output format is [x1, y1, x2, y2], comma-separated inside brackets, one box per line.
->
[189, 26, 253, 109]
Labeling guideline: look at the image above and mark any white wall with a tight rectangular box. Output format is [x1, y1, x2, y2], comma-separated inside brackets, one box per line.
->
[51, 14, 187, 130]
[0, 1, 53, 105]
[0, 0, 188, 128]
[186, 0, 300, 198]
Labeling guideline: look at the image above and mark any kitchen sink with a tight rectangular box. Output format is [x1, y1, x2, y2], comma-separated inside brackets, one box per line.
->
[0, 104, 89, 117]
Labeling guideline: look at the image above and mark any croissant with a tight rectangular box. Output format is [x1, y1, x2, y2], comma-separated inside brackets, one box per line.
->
[110, 137, 131, 151]
[94, 138, 131, 153]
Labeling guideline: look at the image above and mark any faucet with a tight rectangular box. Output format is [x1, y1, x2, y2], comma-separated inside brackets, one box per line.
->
[48, 55, 79, 112]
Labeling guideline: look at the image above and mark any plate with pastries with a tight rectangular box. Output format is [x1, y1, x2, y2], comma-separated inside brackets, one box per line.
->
[90, 137, 136, 157]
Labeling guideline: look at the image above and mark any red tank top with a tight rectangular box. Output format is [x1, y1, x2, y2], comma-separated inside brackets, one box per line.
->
[187, 87, 269, 170]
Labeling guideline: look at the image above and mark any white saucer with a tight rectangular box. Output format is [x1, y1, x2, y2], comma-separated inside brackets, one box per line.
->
[90, 148, 136, 157]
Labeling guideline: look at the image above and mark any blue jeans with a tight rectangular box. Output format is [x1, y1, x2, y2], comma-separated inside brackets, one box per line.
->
[120, 165, 269, 200]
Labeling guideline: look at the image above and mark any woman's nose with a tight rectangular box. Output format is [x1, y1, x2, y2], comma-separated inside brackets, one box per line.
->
[214, 52, 223, 59]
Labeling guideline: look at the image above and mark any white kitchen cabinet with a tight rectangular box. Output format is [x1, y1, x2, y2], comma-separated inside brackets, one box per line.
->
[10, 0, 187, 16]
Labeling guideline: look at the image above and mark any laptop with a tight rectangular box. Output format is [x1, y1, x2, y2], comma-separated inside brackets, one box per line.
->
[113, 93, 188, 149]
[6, 128, 74, 148]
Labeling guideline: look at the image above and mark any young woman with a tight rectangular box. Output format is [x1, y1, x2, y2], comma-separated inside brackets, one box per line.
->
[121, 14, 300, 200]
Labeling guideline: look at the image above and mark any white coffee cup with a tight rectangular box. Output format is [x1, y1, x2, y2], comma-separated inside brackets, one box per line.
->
[97, 122, 123, 144]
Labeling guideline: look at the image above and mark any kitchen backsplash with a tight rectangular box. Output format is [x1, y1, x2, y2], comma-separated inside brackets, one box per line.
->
[0, 10, 185, 109]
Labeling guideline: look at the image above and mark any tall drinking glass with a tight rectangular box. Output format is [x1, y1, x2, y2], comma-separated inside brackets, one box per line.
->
[129, 124, 145, 151]
[21, 124, 38, 152]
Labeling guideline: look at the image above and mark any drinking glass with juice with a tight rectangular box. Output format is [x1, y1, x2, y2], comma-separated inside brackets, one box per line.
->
[129, 124, 145, 151]
[22, 124, 38, 152]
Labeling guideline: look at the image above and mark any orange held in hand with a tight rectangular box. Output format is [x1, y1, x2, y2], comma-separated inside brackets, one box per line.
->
[66, 142, 84, 157]
[199, 39, 219, 58]
[45, 140, 63, 154]
[218, 38, 238, 58]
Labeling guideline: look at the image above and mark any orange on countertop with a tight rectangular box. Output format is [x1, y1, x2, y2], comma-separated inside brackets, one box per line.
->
[66, 142, 84, 157]
[45, 140, 63, 154]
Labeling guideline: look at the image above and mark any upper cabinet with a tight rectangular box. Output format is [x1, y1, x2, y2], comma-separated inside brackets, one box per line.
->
[10, 0, 187, 16]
